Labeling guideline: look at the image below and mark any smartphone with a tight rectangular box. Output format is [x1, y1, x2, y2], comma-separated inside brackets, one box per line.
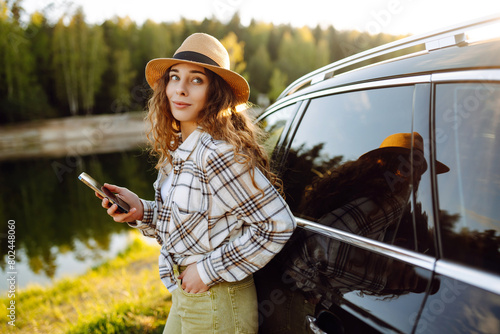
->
[78, 172, 130, 213]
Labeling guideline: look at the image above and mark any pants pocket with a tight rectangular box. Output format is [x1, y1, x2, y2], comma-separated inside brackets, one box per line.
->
[176, 287, 214, 332]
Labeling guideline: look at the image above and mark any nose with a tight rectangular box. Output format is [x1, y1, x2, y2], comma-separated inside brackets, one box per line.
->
[175, 80, 188, 96]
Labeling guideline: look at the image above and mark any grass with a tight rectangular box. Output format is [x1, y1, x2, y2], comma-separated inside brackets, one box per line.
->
[0, 232, 171, 334]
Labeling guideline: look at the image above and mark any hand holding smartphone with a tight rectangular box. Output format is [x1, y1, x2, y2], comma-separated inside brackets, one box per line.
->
[78, 172, 130, 213]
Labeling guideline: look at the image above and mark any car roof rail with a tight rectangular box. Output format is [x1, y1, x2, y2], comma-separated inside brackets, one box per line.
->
[277, 13, 500, 100]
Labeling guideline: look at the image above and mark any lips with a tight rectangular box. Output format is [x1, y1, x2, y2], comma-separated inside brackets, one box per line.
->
[172, 101, 191, 109]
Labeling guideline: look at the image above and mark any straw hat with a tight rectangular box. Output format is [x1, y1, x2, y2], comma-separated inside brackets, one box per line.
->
[360, 132, 449, 174]
[145, 33, 250, 104]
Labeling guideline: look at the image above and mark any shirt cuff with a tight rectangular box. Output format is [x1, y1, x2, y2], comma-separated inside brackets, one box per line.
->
[127, 199, 155, 228]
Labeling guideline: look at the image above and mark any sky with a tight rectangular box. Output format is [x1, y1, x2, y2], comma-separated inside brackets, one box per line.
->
[21, 0, 500, 36]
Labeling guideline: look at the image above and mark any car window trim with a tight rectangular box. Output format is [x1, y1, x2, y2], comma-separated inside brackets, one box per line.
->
[277, 100, 309, 168]
[270, 69, 500, 114]
[435, 260, 500, 295]
[257, 100, 299, 122]
[431, 69, 500, 82]
[257, 101, 304, 171]
[295, 217, 436, 271]
[267, 75, 432, 111]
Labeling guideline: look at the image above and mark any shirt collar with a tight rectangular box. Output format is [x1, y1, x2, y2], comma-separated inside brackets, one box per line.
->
[174, 127, 203, 161]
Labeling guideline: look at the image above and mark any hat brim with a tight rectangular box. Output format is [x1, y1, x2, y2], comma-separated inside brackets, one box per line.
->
[360, 146, 449, 174]
[145, 58, 250, 104]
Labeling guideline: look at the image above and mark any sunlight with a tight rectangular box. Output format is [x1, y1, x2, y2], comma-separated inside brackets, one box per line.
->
[21, 0, 500, 36]
[466, 19, 500, 42]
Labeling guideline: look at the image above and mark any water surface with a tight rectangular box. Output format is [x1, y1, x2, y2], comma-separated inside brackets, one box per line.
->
[0, 149, 157, 292]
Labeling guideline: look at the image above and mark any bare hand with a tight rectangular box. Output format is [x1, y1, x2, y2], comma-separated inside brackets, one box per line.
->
[95, 184, 144, 223]
[178, 264, 209, 294]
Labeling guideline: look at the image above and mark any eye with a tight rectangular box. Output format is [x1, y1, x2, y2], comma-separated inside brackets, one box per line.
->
[170, 74, 179, 81]
[192, 77, 204, 84]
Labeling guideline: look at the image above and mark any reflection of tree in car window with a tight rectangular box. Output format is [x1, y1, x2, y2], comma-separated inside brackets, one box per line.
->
[435, 83, 500, 275]
[262, 119, 287, 154]
[259, 104, 297, 158]
[282, 142, 343, 214]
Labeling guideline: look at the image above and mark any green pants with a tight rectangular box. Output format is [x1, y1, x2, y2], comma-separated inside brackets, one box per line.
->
[163, 266, 258, 333]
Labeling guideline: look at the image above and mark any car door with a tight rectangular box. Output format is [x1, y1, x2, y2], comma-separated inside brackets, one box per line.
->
[414, 72, 500, 333]
[257, 79, 438, 333]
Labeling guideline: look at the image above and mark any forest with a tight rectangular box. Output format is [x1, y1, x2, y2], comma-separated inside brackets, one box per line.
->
[0, 0, 405, 124]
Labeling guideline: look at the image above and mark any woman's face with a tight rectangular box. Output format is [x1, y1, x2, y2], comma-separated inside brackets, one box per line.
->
[166, 63, 210, 129]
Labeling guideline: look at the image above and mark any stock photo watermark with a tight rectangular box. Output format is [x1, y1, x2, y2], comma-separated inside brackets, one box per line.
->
[360, 0, 405, 35]
[5, 220, 17, 327]
[212, 0, 244, 22]
[340, 0, 418, 56]
[409, 278, 468, 332]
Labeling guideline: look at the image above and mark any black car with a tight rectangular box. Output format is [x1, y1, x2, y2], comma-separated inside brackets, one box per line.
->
[254, 15, 500, 334]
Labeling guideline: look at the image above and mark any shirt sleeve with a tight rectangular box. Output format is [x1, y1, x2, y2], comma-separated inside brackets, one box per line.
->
[127, 199, 158, 239]
[197, 146, 296, 286]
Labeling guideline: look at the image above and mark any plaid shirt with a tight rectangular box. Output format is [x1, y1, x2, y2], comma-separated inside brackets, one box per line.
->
[129, 128, 296, 292]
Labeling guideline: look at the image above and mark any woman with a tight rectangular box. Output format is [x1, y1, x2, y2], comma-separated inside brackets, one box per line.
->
[98, 33, 296, 333]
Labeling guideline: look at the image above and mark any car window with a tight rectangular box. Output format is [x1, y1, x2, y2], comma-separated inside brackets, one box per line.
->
[435, 82, 500, 275]
[282, 85, 423, 250]
[258, 103, 297, 158]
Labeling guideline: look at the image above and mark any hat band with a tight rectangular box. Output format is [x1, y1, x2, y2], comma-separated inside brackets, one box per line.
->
[173, 51, 220, 67]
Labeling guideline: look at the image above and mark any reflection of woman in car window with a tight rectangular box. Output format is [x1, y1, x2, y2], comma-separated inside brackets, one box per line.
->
[285, 132, 449, 304]
[300, 132, 449, 220]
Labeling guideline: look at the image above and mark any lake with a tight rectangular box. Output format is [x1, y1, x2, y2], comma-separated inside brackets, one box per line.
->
[0, 114, 158, 292]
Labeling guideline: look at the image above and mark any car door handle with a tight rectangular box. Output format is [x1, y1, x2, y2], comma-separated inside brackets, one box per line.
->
[306, 311, 345, 334]
[306, 315, 328, 334]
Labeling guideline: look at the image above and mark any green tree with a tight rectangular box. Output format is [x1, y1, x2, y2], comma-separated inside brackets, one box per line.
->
[314, 36, 330, 69]
[268, 68, 287, 102]
[200, 17, 226, 39]
[52, 8, 106, 116]
[0, 0, 52, 123]
[221, 31, 246, 75]
[267, 25, 288, 62]
[247, 43, 272, 96]
[52, 17, 78, 115]
[28, 11, 57, 112]
[245, 20, 270, 55]
[277, 27, 319, 85]
[136, 20, 173, 61]
[98, 17, 139, 113]
[110, 49, 136, 111]
[81, 23, 106, 114]
[127, 20, 174, 110]
[326, 26, 345, 62]
[0, 9, 405, 123]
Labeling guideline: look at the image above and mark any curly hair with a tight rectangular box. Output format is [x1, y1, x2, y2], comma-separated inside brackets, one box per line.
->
[145, 67, 282, 194]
